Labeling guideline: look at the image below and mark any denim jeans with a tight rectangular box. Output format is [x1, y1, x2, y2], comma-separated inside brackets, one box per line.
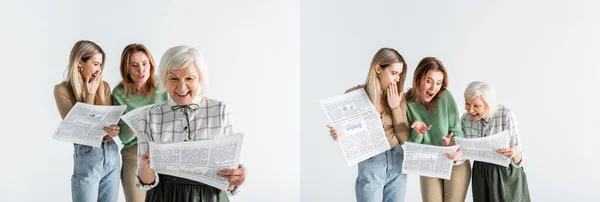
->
[355, 144, 408, 202]
[71, 141, 120, 202]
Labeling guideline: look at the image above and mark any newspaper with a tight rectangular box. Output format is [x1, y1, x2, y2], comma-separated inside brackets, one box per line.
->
[149, 133, 244, 191]
[402, 142, 459, 180]
[455, 130, 511, 167]
[53, 102, 126, 148]
[120, 104, 155, 135]
[319, 88, 390, 166]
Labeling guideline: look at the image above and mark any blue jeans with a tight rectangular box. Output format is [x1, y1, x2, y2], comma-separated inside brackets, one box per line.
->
[71, 141, 120, 202]
[356, 144, 408, 202]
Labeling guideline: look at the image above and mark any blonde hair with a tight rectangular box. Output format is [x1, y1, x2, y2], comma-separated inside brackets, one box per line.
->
[65, 40, 107, 105]
[464, 81, 498, 118]
[364, 47, 408, 106]
[158, 45, 209, 95]
[118, 43, 158, 97]
[406, 57, 449, 110]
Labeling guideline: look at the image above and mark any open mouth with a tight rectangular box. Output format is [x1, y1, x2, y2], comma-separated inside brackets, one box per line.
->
[425, 91, 435, 100]
[138, 74, 146, 80]
[174, 91, 191, 99]
[90, 72, 99, 80]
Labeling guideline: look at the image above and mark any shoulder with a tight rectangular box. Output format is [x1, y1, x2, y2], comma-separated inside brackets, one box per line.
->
[54, 81, 69, 94]
[494, 104, 516, 120]
[111, 83, 125, 97]
[440, 89, 454, 100]
[53, 81, 72, 100]
[345, 84, 364, 94]
[460, 112, 470, 122]
[204, 97, 227, 108]
[112, 83, 124, 93]
[147, 100, 169, 114]
[102, 81, 111, 89]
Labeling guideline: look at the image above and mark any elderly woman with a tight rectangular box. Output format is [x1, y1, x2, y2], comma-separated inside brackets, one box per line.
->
[461, 81, 530, 202]
[135, 45, 246, 202]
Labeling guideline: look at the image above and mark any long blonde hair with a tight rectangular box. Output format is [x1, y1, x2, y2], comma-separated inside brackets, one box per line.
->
[364, 47, 407, 107]
[118, 43, 158, 97]
[65, 40, 107, 105]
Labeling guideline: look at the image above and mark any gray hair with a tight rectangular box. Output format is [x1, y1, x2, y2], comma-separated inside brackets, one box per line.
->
[158, 45, 209, 95]
[463, 81, 498, 118]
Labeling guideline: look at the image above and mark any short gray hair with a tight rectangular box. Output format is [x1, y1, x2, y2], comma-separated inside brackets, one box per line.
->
[158, 45, 209, 95]
[463, 81, 498, 118]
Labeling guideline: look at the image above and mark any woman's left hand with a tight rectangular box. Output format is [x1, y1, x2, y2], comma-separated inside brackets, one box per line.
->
[446, 148, 462, 161]
[497, 145, 522, 163]
[103, 125, 120, 137]
[441, 132, 454, 146]
[217, 164, 246, 190]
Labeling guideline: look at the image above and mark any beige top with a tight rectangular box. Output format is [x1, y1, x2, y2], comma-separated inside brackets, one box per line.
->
[54, 81, 113, 142]
[346, 85, 409, 148]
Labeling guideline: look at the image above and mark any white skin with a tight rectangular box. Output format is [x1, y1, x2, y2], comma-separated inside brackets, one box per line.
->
[327, 63, 403, 141]
[128, 51, 151, 93]
[409, 70, 460, 160]
[80, 53, 103, 95]
[465, 96, 522, 163]
[138, 62, 246, 189]
[78, 54, 119, 136]
[126, 51, 152, 135]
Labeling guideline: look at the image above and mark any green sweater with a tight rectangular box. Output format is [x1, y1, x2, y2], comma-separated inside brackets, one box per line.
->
[407, 90, 463, 146]
[112, 84, 168, 149]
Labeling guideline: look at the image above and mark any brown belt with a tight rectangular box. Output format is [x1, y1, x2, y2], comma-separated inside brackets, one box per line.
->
[102, 135, 113, 143]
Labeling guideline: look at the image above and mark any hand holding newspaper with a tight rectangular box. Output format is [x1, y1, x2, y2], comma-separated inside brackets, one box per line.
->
[319, 88, 391, 166]
[455, 130, 511, 167]
[149, 133, 244, 191]
[402, 142, 459, 180]
[53, 102, 126, 148]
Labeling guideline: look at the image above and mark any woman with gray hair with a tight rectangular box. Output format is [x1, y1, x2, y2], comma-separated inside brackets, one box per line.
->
[135, 45, 246, 202]
[461, 81, 530, 202]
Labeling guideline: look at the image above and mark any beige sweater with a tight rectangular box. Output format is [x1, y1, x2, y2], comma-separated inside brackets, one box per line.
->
[54, 81, 113, 142]
[346, 85, 409, 148]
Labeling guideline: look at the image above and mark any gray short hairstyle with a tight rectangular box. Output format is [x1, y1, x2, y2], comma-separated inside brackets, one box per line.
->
[463, 81, 498, 118]
[158, 45, 209, 95]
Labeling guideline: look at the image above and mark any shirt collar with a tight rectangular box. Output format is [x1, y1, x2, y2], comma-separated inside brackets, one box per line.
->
[167, 96, 205, 108]
[479, 116, 491, 126]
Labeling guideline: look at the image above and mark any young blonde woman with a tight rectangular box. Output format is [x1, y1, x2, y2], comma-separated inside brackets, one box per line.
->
[327, 47, 410, 202]
[135, 45, 246, 202]
[112, 43, 168, 201]
[53, 40, 120, 202]
[405, 57, 470, 202]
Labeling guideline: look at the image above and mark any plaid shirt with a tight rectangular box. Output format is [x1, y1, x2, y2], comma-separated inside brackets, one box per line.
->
[458, 104, 524, 167]
[135, 96, 239, 194]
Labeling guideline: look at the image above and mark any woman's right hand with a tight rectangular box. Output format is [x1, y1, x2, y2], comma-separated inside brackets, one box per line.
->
[138, 151, 156, 184]
[83, 73, 101, 95]
[327, 125, 340, 141]
[410, 120, 431, 135]
[141, 151, 150, 167]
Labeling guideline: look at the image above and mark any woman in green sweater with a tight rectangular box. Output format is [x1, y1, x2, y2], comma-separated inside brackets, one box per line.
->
[112, 44, 168, 202]
[405, 57, 470, 202]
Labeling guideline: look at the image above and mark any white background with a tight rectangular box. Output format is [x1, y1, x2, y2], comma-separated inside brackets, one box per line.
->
[301, 0, 599, 201]
[0, 0, 299, 201]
